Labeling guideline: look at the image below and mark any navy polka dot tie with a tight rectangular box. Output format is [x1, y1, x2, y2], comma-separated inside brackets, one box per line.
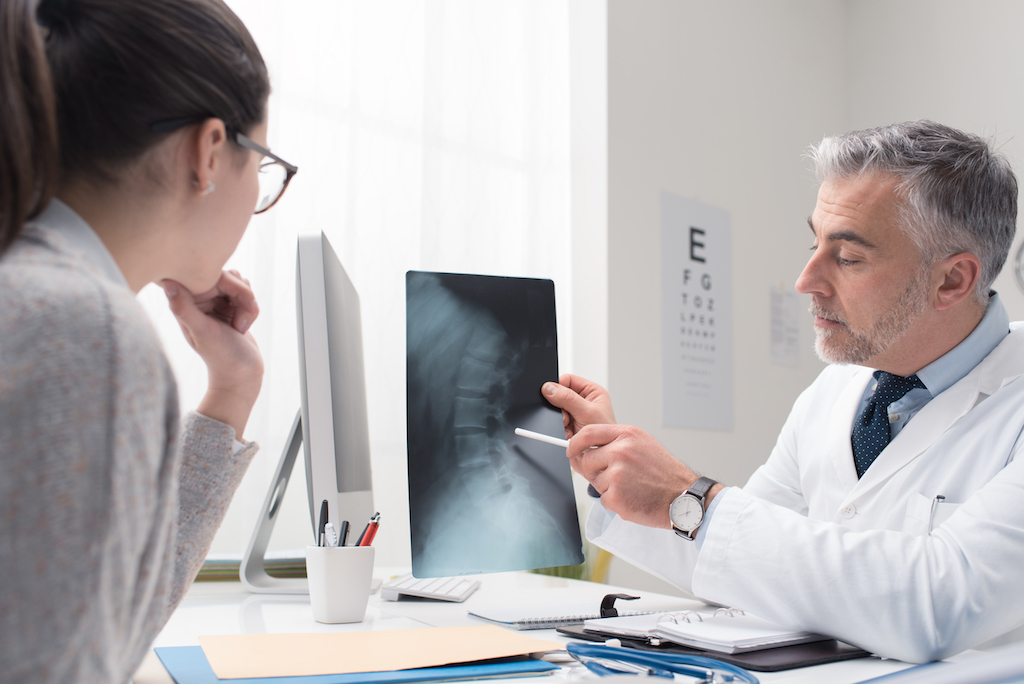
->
[851, 371, 925, 478]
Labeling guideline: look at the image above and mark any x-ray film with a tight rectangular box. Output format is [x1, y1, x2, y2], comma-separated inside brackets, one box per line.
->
[406, 271, 584, 577]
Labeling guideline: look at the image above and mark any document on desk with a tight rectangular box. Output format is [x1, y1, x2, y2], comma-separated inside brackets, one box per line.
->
[406, 271, 584, 577]
[584, 611, 829, 654]
[197, 625, 562, 679]
[155, 645, 559, 684]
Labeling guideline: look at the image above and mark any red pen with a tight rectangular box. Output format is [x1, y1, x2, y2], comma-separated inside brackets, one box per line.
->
[357, 512, 380, 547]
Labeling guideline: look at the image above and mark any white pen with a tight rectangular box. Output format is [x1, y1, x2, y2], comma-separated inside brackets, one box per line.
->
[515, 427, 601, 498]
[324, 522, 339, 547]
[515, 427, 569, 448]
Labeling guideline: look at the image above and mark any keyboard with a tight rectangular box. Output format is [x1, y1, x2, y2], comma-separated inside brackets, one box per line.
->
[380, 573, 481, 602]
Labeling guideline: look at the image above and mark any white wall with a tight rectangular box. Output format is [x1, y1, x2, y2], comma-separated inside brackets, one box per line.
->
[598, 0, 1024, 594]
[569, 0, 608, 389]
[845, 0, 1024, 321]
[601, 0, 848, 592]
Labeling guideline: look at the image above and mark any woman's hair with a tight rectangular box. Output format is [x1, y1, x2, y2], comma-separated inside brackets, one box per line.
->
[0, 0, 270, 255]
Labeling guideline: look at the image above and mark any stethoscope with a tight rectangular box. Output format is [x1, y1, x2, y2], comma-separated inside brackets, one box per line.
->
[566, 642, 760, 684]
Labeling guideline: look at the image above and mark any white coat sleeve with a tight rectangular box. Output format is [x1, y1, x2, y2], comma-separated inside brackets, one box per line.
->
[587, 501, 701, 596]
[693, 452, 1024, 663]
[585, 379, 820, 598]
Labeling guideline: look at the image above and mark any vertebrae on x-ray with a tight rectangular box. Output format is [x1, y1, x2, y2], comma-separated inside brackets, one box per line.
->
[452, 319, 520, 472]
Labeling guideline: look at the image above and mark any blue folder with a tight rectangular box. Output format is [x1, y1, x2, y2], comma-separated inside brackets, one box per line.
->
[154, 645, 559, 684]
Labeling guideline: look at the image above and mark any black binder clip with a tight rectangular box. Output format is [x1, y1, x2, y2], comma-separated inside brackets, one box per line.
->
[600, 593, 640, 618]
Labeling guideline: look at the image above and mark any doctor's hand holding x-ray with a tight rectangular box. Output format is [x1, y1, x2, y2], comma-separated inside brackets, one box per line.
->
[543, 375, 725, 529]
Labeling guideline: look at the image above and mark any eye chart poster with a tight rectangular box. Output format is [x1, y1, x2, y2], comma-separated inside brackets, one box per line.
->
[661, 193, 733, 430]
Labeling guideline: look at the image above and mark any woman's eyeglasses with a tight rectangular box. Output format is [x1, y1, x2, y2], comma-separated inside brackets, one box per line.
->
[150, 117, 298, 214]
[230, 130, 297, 213]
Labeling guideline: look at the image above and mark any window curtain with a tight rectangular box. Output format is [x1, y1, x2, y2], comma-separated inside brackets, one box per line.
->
[137, 0, 572, 563]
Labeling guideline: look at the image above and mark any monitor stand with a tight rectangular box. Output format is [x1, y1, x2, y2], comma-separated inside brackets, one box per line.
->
[240, 409, 310, 594]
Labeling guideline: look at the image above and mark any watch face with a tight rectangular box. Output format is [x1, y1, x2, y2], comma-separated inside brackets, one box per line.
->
[670, 494, 703, 531]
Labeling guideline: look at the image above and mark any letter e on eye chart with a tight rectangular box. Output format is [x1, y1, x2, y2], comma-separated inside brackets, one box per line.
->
[661, 193, 734, 430]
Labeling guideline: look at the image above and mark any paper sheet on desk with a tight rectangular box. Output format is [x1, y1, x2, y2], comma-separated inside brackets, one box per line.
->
[198, 625, 562, 679]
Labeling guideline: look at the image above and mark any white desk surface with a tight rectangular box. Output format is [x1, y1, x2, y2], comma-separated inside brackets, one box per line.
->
[133, 569, 916, 684]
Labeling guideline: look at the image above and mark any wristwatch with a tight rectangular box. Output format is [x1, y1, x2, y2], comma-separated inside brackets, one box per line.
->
[669, 476, 718, 540]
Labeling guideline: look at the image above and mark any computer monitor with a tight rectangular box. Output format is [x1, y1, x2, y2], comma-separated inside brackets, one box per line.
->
[295, 232, 374, 537]
[240, 231, 374, 594]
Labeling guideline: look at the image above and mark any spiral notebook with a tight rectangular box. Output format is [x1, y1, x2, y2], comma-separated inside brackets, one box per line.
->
[469, 601, 654, 630]
[583, 610, 829, 654]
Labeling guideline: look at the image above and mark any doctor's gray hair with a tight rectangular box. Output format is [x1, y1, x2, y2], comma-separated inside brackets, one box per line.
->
[809, 120, 1017, 305]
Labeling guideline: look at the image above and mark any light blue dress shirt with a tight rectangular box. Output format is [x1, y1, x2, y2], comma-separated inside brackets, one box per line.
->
[695, 292, 1010, 548]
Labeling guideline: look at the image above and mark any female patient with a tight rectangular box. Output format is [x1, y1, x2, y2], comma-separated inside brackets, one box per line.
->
[0, 0, 294, 680]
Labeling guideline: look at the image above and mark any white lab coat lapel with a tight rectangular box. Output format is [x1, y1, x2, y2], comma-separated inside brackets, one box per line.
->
[853, 375, 981, 496]
[828, 367, 872, 491]
[851, 325, 1024, 499]
[974, 322, 1024, 396]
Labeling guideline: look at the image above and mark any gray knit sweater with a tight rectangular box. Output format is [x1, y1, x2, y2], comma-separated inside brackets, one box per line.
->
[0, 210, 258, 683]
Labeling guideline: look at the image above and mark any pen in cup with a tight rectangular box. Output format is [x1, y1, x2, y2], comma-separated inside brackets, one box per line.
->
[515, 427, 601, 499]
[324, 522, 339, 547]
[356, 512, 380, 547]
[338, 520, 350, 546]
[317, 499, 329, 547]
[361, 513, 380, 547]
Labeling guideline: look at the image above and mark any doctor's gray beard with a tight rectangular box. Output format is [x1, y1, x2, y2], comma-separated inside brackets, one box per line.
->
[811, 268, 931, 366]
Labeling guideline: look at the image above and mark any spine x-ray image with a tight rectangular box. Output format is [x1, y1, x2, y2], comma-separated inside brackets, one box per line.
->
[406, 271, 584, 577]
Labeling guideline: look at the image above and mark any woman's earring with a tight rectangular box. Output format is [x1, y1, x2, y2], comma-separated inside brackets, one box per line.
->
[192, 179, 216, 196]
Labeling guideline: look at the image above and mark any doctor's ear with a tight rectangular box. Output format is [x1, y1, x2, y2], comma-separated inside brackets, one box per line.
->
[189, 118, 228, 197]
[933, 253, 981, 311]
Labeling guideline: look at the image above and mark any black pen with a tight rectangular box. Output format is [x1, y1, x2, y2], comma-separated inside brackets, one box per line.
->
[338, 520, 350, 546]
[317, 499, 328, 547]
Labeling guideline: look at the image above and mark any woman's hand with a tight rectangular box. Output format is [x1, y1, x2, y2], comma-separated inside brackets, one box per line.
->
[542, 373, 617, 439]
[162, 270, 264, 440]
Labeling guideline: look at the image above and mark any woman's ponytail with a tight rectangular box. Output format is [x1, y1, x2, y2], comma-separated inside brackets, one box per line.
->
[0, 0, 59, 256]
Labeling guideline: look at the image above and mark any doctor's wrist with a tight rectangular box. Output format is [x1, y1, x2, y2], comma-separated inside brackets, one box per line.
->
[705, 483, 725, 507]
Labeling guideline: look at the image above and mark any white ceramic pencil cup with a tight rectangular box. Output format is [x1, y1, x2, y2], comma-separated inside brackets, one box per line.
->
[305, 545, 375, 624]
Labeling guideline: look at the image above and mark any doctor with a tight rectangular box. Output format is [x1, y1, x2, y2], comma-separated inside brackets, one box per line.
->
[544, 120, 1024, 663]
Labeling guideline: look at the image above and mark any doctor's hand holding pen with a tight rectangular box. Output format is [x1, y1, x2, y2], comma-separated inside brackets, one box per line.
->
[542, 374, 723, 530]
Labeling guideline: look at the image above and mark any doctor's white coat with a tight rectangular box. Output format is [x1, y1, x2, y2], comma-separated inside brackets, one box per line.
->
[588, 323, 1024, 663]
